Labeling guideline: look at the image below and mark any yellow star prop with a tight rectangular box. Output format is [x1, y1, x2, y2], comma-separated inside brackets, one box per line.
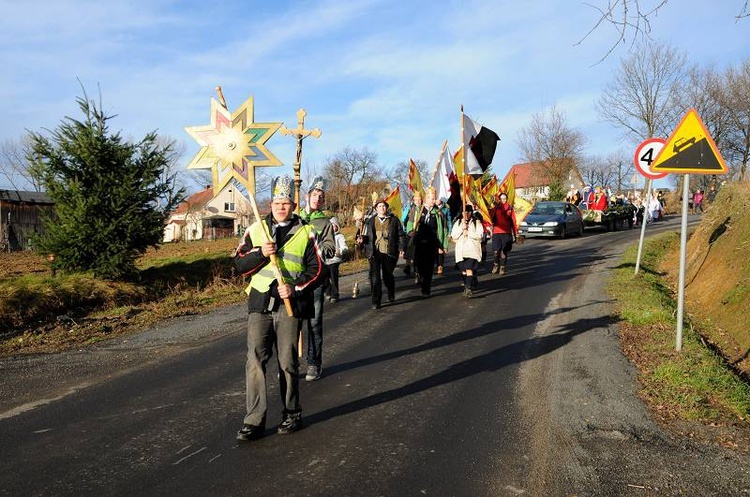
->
[185, 96, 282, 195]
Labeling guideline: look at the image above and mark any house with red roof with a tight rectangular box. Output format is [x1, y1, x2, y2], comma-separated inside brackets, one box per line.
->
[501, 160, 585, 201]
[164, 184, 251, 242]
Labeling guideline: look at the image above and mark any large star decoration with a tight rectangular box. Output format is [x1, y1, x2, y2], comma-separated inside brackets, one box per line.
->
[184, 96, 282, 196]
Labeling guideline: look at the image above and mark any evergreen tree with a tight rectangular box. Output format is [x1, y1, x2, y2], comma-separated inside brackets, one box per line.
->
[27, 94, 185, 279]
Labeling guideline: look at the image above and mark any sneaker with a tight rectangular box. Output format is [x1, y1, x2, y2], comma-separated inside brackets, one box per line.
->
[491, 264, 500, 274]
[420, 292, 430, 299]
[465, 287, 473, 298]
[437, 266, 443, 275]
[305, 365, 322, 382]
[499, 265, 506, 275]
[236, 423, 265, 441]
[329, 297, 338, 304]
[371, 303, 381, 310]
[277, 412, 303, 435]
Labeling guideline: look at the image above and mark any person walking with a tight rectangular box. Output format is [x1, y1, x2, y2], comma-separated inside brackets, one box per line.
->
[489, 192, 518, 275]
[299, 176, 336, 382]
[356, 199, 406, 309]
[324, 216, 348, 303]
[451, 204, 483, 297]
[693, 189, 704, 214]
[233, 175, 324, 440]
[402, 191, 423, 278]
[409, 187, 448, 298]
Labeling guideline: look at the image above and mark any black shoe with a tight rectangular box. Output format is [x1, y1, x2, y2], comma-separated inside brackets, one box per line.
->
[237, 423, 265, 441]
[277, 412, 303, 435]
[387, 293, 395, 302]
[420, 292, 430, 299]
[403, 265, 411, 275]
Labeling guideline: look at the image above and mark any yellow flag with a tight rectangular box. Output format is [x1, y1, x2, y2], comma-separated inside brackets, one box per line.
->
[500, 171, 516, 206]
[384, 185, 403, 221]
[482, 175, 499, 203]
[513, 195, 534, 229]
[453, 147, 464, 178]
[408, 159, 424, 196]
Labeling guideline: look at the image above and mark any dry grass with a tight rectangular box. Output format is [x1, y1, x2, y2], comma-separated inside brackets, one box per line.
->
[661, 181, 750, 377]
[0, 228, 366, 355]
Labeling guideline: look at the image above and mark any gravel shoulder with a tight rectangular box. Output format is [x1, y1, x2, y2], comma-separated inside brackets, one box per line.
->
[518, 240, 750, 495]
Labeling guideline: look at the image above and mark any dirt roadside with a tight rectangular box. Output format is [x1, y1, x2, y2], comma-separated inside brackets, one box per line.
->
[519, 241, 750, 495]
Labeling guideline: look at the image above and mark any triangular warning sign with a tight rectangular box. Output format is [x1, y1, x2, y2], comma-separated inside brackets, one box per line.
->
[652, 109, 728, 175]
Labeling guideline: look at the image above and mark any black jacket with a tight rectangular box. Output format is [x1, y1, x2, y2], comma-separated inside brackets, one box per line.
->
[233, 214, 323, 318]
[359, 213, 406, 259]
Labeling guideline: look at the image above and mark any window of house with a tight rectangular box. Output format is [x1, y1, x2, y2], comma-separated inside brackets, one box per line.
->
[224, 202, 235, 212]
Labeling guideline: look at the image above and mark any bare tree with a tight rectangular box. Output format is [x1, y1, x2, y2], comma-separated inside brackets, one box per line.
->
[323, 147, 386, 225]
[721, 59, 750, 180]
[516, 105, 587, 200]
[580, 150, 633, 193]
[389, 158, 430, 191]
[597, 40, 687, 141]
[580, 1, 749, 62]
[0, 136, 42, 191]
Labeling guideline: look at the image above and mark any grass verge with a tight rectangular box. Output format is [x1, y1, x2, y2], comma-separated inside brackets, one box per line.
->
[0, 234, 369, 356]
[608, 231, 750, 449]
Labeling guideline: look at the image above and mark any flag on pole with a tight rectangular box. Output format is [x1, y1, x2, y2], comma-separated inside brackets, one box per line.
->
[407, 159, 424, 196]
[462, 113, 500, 176]
[431, 142, 454, 201]
[499, 170, 516, 206]
[453, 147, 465, 178]
[473, 178, 491, 223]
[384, 185, 403, 221]
[513, 195, 534, 229]
[482, 175, 499, 202]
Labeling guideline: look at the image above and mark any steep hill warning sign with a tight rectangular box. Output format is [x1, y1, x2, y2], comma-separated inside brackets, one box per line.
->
[651, 109, 728, 175]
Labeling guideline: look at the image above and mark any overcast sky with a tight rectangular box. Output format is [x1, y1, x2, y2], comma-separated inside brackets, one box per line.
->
[1, 0, 747, 192]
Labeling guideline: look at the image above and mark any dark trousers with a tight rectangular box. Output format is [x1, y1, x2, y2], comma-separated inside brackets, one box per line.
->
[304, 286, 324, 367]
[245, 311, 300, 426]
[415, 242, 437, 295]
[369, 251, 396, 305]
[328, 262, 340, 299]
[436, 251, 445, 269]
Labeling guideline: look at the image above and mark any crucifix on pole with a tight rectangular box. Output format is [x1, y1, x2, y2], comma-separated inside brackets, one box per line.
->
[279, 109, 322, 212]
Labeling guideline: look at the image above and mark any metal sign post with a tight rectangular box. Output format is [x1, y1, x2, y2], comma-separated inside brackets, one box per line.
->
[633, 138, 667, 275]
[651, 109, 729, 352]
[675, 174, 690, 350]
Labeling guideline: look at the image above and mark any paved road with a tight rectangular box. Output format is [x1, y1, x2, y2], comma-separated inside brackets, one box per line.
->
[1, 216, 748, 496]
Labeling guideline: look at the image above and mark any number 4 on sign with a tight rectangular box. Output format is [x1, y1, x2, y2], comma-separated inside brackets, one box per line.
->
[634, 138, 668, 180]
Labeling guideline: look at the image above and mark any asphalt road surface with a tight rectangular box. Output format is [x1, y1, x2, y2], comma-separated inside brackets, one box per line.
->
[1, 216, 748, 496]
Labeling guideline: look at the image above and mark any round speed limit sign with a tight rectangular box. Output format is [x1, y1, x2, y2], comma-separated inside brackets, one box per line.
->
[634, 138, 668, 180]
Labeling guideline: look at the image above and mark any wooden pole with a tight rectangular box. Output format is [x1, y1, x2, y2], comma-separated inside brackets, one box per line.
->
[245, 191, 294, 317]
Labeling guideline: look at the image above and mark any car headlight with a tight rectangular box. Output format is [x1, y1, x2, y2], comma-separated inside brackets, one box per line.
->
[543, 221, 559, 226]
[520, 221, 528, 226]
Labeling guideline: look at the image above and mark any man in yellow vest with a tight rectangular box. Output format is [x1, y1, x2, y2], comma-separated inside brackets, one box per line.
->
[233, 175, 324, 440]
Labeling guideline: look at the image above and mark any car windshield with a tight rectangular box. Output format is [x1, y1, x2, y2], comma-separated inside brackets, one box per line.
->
[532, 204, 564, 216]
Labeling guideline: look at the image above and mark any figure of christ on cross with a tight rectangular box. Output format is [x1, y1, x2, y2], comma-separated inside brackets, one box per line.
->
[279, 109, 322, 213]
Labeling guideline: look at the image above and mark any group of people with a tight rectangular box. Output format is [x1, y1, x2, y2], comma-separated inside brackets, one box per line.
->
[231, 175, 519, 441]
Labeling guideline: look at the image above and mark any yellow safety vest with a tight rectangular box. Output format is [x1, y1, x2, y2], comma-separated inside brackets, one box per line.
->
[245, 220, 313, 295]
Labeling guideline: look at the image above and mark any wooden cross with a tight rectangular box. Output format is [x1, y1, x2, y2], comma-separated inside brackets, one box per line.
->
[279, 109, 322, 212]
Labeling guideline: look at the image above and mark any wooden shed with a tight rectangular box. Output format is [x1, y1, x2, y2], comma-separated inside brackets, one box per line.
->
[0, 190, 55, 251]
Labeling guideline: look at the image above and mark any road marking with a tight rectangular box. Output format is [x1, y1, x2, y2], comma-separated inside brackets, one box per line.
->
[172, 446, 207, 466]
[0, 382, 92, 421]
